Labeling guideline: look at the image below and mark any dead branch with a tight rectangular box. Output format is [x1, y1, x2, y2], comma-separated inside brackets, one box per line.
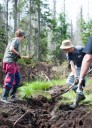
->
[13, 110, 30, 127]
[42, 73, 50, 82]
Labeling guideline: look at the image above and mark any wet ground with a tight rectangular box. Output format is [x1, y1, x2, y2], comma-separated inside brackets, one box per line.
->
[0, 89, 92, 128]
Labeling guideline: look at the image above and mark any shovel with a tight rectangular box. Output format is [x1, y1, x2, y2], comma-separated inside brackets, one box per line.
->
[51, 68, 92, 98]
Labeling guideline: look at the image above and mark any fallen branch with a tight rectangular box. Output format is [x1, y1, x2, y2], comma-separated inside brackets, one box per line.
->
[42, 73, 50, 82]
[13, 110, 30, 127]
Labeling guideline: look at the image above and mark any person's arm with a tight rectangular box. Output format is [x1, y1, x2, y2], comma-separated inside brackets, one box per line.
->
[10, 45, 21, 57]
[77, 54, 92, 90]
[79, 54, 92, 81]
[10, 45, 34, 60]
[10, 46, 31, 59]
[70, 60, 77, 77]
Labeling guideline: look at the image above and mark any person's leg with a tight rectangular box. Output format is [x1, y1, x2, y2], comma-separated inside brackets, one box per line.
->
[66, 72, 76, 92]
[10, 64, 21, 100]
[1, 63, 15, 103]
[76, 67, 87, 95]
[67, 67, 84, 93]
[69, 67, 86, 109]
[1, 88, 10, 103]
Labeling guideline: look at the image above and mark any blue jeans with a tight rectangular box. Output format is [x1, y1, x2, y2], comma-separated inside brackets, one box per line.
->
[66, 67, 85, 95]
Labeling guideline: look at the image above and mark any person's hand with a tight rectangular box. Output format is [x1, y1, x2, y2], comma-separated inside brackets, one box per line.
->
[78, 79, 85, 91]
[21, 55, 31, 59]
[19, 54, 22, 58]
[21, 56, 27, 59]
[17, 53, 22, 59]
[74, 77, 79, 85]
[21, 54, 34, 59]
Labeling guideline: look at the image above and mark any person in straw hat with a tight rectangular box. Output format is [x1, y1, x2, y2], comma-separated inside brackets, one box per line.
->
[60, 39, 86, 109]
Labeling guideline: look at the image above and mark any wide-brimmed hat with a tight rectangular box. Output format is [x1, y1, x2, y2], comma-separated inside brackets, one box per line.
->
[60, 39, 74, 49]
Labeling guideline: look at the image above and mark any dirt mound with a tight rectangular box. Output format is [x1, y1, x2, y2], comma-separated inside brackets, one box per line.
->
[0, 92, 92, 128]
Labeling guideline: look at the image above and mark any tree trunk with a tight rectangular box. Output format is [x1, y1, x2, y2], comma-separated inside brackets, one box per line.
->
[5, 0, 8, 44]
[14, 0, 17, 33]
[37, 1, 41, 60]
[27, 0, 32, 56]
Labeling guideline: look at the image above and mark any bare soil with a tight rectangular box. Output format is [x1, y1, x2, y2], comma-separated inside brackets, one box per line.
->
[0, 91, 92, 128]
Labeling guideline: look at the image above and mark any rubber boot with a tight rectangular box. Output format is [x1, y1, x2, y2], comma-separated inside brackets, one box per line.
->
[69, 94, 86, 109]
[10, 87, 17, 101]
[1, 88, 10, 103]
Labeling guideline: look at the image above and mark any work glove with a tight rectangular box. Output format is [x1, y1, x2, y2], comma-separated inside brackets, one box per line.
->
[78, 79, 85, 91]
[22, 54, 34, 59]
[74, 77, 79, 85]
[21, 55, 30, 59]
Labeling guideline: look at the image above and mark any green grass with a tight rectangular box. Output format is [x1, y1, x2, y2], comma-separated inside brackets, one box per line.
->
[61, 91, 75, 104]
[18, 79, 66, 98]
[87, 77, 92, 85]
[18, 77, 92, 106]
[18, 85, 33, 98]
[0, 88, 2, 94]
[61, 77, 92, 105]
[49, 79, 66, 87]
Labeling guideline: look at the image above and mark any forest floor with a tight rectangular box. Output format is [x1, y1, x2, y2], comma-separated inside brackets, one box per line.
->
[0, 86, 92, 128]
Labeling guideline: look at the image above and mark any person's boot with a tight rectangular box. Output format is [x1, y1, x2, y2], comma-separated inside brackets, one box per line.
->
[69, 94, 86, 109]
[9, 87, 17, 101]
[1, 88, 10, 103]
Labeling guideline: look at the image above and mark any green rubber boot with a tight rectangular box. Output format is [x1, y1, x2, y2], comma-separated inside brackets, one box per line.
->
[10, 87, 17, 101]
[1, 88, 10, 103]
[69, 94, 86, 109]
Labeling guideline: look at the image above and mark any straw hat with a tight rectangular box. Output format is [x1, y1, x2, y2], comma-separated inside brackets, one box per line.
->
[60, 39, 74, 49]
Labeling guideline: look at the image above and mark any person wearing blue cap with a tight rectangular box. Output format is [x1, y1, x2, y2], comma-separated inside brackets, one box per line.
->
[1, 29, 26, 103]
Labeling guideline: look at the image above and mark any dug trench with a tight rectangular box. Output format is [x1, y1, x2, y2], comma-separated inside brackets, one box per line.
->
[0, 91, 92, 128]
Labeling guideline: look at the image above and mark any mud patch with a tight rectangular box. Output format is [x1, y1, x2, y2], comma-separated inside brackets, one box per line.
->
[0, 94, 92, 128]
